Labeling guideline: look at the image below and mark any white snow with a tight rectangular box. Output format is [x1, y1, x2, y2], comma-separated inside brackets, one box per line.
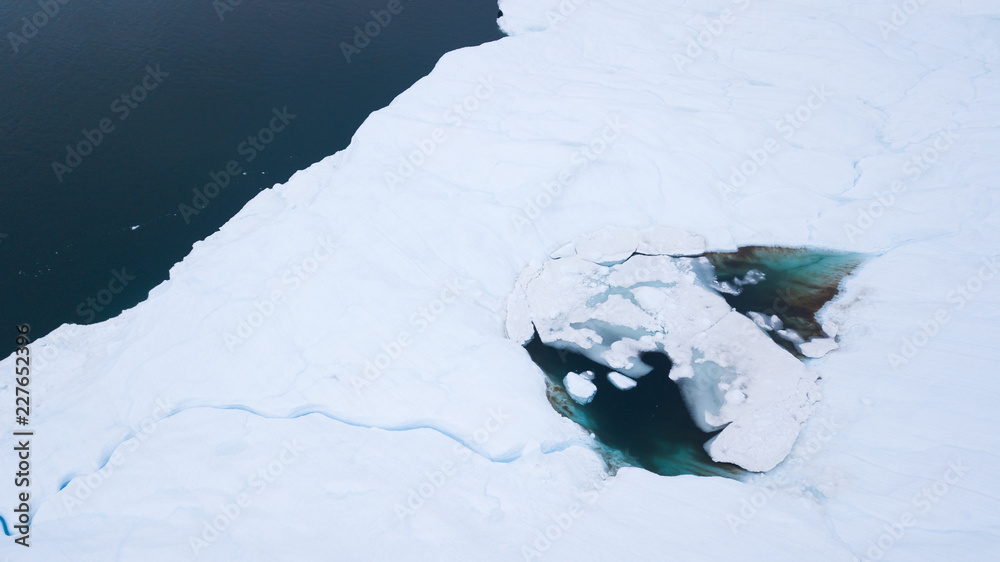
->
[563, 372, 598, 404]
[607, 371, 637, 390]
[573, 226, 639, 264]
[2, 0, 999, 559]
[637, 226, 706, 256]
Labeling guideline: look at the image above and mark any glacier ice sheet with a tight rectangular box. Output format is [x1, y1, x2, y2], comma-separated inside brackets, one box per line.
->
[1, 0, 999, 559]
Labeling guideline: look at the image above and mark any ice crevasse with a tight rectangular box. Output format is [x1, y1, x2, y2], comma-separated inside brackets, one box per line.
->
[1, 0, 999, 560]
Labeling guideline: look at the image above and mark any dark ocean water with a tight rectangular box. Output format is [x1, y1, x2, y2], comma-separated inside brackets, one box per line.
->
[0, 0, 504, 357]
[526, 336, 742, 478]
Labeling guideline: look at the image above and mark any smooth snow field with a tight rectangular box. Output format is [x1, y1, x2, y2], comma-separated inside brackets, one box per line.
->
[2, 0, 999, 560]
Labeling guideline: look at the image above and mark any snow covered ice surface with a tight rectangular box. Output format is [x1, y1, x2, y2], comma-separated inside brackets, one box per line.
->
[3, 0, 1000, 560]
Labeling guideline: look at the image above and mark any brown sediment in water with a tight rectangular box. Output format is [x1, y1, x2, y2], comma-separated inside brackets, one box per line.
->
[544, 378, 578, 419]
[703, 246, 863, 354]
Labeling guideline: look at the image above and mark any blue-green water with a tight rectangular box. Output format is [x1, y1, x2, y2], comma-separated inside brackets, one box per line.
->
[705, 247, 863, 356]
[0, 0, 504, 357]
[525, 247, 862, 477]
[526, 336, 743, 478]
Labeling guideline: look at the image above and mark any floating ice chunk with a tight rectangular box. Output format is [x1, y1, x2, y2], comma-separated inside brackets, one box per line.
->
[733, 269, 765, 286]
[771, 315, 784, 331]
[607, 371, 637, 390]
[690, 312, 817, 471]
[603, 336, 658, 377]
[704, 407, 804, 473]
[579, 370, 595, 381]
[713, 280, 741, 295]
[709, 269, 764, 296]
[748, 312, 773, 330]
[747, 312, 784, 331]
[797, 337, 838, 358]
[564, 372, 597, 404]
[822, 321, 838, 337]
[777, 329, 805, 344]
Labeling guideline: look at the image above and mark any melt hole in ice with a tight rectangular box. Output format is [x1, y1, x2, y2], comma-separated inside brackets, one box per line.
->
[525, 335, 743, 478]
[507, 228, 868, 474]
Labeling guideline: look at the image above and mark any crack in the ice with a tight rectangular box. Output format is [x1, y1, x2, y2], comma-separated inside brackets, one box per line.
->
[58, 402, 527, 493]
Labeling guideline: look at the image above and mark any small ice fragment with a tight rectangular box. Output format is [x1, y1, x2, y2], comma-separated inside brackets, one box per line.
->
[777, 329, 804, 344]
[564, 372, 597, 404]
[748, 311, 774, 331]
[822, 321, 838, 337]
[579, 370, 595, 381]
[607, 371, 637, 390]
[734, 269, 765, 286]
[748, 311, 783, 331]
[131, 225, 140, 230]
[798, 337, 838, 358]
[713, 280, 741, 295]
[771, 315, 784, 331]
